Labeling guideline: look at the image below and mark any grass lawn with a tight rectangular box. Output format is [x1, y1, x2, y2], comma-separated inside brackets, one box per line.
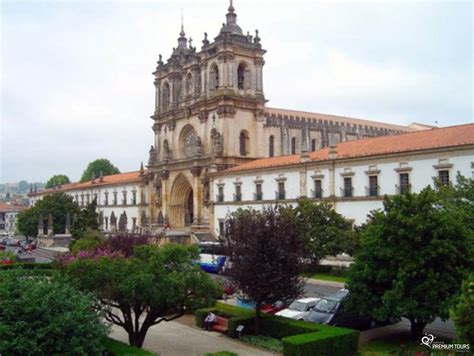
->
[241, 335, 283, 353]
[359, 333, 454, 355]
[301, 272, 348, 284]
[103, 338, 155, 355]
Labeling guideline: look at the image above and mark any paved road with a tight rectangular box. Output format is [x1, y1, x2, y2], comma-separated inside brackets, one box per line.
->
[110, 319, 275, 356]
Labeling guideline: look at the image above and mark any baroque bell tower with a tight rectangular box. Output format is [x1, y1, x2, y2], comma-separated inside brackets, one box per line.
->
[144, 1, 267, 235]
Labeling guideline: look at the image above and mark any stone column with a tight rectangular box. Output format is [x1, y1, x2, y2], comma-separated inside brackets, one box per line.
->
[191, 166, 202, 227]
[160, 170, 170, 225]
[200, 63, 207, 97]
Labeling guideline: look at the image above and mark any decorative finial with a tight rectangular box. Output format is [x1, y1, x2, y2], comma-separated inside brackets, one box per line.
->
[228, 0, 235, 12]
[202, 32, 209, 46]
[139, 161, 145, 176]
[180, 8, 184, 34]
[254, 29, 261, 44]
[189, 37, 193, 48]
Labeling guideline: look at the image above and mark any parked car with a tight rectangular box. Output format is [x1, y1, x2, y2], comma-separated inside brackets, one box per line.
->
[0, 245, 5, 251]
[235, 296, 287, 314]
[306, 289, 373, 330]
[275, 297, 320, 320]
[20, 240, 37, 251]
[5, 238, 20, 246]
[197, 253, 227, 274]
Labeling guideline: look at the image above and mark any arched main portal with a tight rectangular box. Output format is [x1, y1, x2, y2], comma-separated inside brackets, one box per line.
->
[169, 174, 194, 228]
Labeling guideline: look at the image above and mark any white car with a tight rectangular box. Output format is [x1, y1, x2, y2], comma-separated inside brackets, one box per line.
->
[275, 297, 320, 321]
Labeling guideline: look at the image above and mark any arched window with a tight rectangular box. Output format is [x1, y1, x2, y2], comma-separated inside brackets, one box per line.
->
[240, 131, 249, 156]
[269, 135, 274, 157]
[291, 137, 297, 154]
[311, 139, 316, 152]
[210, 64, 219, 90]
[162, 82, 170, 109]
[185, 73, 193, 96]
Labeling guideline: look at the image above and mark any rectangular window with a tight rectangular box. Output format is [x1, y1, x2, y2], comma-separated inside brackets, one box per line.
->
[343, 178, 353, 197]
[217, 186, 224, 202]
[399, 173, 410, 194]
[105, 217, 109, 231]
[255, 183, 263, 201]
[132, 217, 137, 231]
[81, 195, 84, 206]
[132, 191, 137, 205]
[86, 194, 90, 205]
[313, 180, 322, 199]
[122, 191, 127, 205]
[277, 182, 286, 200]
[104, 192, 109, 206]
[113, 192, 118, 205]
[234, 185, 242, 202]
[368, 176, 378, 196]
[218, 220, 225, 236]
[438, 170, 449, 186]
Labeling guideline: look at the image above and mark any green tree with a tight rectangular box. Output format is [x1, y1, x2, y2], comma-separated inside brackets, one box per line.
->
[451, 274, 474, 344]
[62, 244, 220, 348]
[45, 174, 71, 189]
[70, 199, 100, 239]
[223, 207, 305, 334]
[344, 187, 474, 340]
[0, 272, 108, 355]
[296, 198, 354, 266]
[80, 158, 120, 182]
[16, 192, 80, 237]
[70, 228, 105, 254]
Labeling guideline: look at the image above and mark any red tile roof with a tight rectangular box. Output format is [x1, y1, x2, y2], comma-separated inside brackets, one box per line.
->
[0, 202, 25, 212]
[224, 124, 474, 173]
[31, 171, 143, 196]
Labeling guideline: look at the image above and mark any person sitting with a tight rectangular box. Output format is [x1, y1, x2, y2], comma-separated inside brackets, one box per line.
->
[204, 310, 217, 331]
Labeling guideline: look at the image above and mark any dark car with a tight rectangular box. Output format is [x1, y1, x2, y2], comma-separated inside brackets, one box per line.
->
[306, 289, 373, 330]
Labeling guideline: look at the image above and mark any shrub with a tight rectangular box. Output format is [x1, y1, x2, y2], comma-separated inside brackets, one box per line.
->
[261, 315, 319, 339]
[451, 274, 474, 344]
[241, 335, 283, 353]
[70, 228, 104, 254]
[0, 262, 52, 270]
[0, 273, 108, 355]
[282, 326, 359, 356]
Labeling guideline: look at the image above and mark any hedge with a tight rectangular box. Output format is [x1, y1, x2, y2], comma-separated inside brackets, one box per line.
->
[282, 326, 359, 356]
[0, 262, 53, 270]
[195, 303, 359, 355]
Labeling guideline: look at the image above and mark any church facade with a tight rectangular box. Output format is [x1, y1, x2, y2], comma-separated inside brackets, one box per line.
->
[143, 2, 419, 233]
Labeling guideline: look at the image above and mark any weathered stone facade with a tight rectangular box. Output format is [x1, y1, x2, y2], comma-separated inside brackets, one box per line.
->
[145, 2, 417, 232]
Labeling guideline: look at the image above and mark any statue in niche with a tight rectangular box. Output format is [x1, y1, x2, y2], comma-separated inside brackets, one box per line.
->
[155, 179, 162, 207]
[148, 145, 157, 165]
[163, 140, 171, 161]
[195, 72, 201, 94]
[194, 136, 203, 157]
[211, 128, 223, 156]
[157, 211, 164, 225]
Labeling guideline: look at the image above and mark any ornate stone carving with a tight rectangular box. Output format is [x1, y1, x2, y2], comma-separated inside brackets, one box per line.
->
[163, 140, 171, 161]
[155, 179, 162, 207]
[159, 170, 170, 180]
[191, 166, 202, 177]
[157, 210, 164, 225]
[148, 145, 157, 165]
[201, 171, 210, 206]
[211, 128, 223, 156]
[217, 105, 236, 118]
[198, 111, 208, 123]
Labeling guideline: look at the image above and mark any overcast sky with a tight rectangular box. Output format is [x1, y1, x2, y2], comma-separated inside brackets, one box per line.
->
[1, 0, 472, 183]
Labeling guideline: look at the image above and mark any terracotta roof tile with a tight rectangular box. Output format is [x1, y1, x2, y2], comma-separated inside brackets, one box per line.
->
[0, 202, 25, 212]
[224, 124, 474, 173]
[32, 171, 142, 196]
